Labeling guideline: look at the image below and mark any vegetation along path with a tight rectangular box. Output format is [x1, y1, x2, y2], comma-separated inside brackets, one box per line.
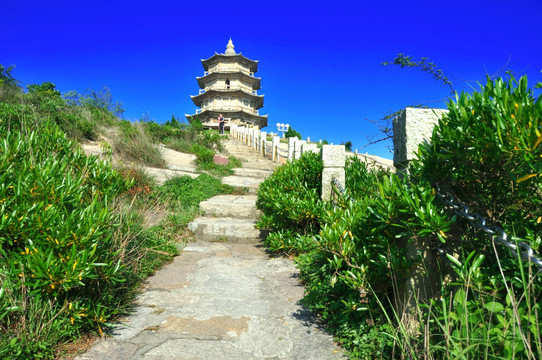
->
[77, 138, 346, 359]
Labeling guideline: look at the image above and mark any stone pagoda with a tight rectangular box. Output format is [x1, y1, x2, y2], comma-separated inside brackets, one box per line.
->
[186, 39, 268, 130]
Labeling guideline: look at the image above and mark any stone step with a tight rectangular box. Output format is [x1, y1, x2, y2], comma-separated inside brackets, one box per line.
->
[222, 175, 264, 194]
[232, 168, 273, 179]
[187, 217, 265, 243]
[200, 195, 261, 219]
[228, 151, 269, 160]
[239, 161, 280, 172]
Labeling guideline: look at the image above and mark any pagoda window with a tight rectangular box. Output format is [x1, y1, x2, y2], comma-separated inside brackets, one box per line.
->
[226, 79, 230, 89]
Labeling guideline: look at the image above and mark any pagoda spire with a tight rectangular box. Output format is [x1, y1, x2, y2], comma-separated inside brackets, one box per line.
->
[225, 38, 236, 55]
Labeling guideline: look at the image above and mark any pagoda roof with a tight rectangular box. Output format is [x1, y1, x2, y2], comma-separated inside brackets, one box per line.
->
[201, 53, 259, 73]
[191, 89, 264, 108]
[196, 72, 261, 90]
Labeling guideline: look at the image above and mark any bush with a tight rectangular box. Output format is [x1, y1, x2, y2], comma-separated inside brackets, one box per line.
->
[410, 75, 542, 359]
[257, 153, 453, 358]
[0, 118, 132, 357]
[257, 151, 324, 237]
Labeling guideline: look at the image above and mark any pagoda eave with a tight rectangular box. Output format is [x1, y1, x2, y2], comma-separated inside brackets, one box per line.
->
[186, 109, 268, 129]
[196, 73, 261, 90]
[201, 54, 258, 72]
[190, 90, 264, 108]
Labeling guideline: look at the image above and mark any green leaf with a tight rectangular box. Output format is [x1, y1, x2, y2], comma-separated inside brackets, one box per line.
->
[484, 301, 504, 313]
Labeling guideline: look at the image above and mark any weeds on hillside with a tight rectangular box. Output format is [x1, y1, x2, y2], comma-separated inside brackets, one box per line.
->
[0, 67, 237, 359]
[114, 121, 166, 168]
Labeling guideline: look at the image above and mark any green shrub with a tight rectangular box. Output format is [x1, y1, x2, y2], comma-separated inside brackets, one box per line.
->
[191, 144, 215, 164]
[257, 151, 324, 237]
[257, 153, 452, 358]
[0, 118, 133, 357]
[255, 74, 542, 359]
[411, 75, 542, 359]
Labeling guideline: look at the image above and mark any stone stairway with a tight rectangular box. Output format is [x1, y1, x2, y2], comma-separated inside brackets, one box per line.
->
[188, 194, 264, 243]
[188, 138, 281, 243]
[76, 137, 346, 359]
[221, 139, 281, 194]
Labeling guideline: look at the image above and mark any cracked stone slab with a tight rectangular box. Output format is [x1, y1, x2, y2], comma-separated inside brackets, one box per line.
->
[158, 315, 250, 338]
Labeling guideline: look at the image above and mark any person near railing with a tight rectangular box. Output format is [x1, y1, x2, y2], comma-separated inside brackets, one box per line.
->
[218, 113, 225, 134]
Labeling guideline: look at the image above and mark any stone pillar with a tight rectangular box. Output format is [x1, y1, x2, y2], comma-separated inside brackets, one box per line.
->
[254, 130, 260, 151]
[302, 143, 319, 154]
[393, 107, 448, 172]
[272, 136, 280, 162]
[287, 137, 296, 161]
[260, 131, 267, 156]
[392, 107, 450, 336]
[294, 140, 306, 160]
[321, 145, 345, 201]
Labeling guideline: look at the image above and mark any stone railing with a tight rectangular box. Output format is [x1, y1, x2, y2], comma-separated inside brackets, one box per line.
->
[230, 125, 345, 201]
[230, 107, 445, 201]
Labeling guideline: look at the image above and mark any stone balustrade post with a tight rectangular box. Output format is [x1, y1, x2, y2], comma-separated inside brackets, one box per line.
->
[321, 145, 346, 201]
[287, 137, 296, 161]
[294, 140, 306, 160]
[272, 136, 280, 162]
[260, 131, 267, 156]
[302, 143, 319, 154]
[391, 107, 450, 336]
[393, 107, 448, 172]
[254, 130, 260, 151]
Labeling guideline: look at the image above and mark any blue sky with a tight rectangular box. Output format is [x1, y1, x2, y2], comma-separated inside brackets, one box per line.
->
[2, 0, 541, 159]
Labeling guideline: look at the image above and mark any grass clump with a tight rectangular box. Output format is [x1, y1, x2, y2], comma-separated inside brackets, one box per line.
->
[113, 121, 166, 168]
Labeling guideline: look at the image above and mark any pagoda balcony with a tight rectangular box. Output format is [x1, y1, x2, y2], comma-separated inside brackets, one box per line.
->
[195, 106, 260, 115]
[200, 86, 257, 94]
[204, 68, 255, 77]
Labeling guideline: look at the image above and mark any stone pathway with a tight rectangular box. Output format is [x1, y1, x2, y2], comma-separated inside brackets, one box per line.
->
[76, 138, 346, 359]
